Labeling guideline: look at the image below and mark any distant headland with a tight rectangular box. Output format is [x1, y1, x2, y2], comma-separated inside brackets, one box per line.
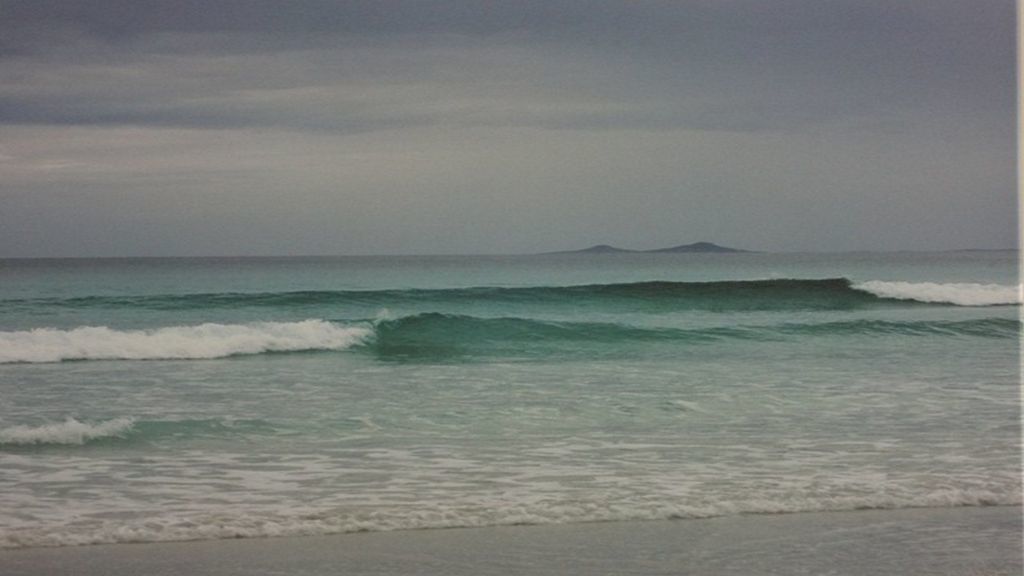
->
[544, 242, 750, 255]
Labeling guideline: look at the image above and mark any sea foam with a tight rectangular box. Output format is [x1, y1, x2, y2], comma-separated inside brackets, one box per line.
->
[1, 485, 1018, 548]
[0, 320, 372, 363]
[853, 281, 1021, 306]
[0, 417, 135, 446]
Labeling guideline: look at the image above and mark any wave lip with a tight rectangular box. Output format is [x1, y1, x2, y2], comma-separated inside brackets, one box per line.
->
[0, 320, 372, 364]
[854, 281, 1021, 306]
[0, 417, 135, 446]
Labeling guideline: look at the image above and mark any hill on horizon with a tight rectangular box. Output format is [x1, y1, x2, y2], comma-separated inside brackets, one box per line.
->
[545, 242, 749, 255]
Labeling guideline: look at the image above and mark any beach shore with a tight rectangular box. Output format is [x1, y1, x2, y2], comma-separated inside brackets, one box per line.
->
[3, 506, 1019, 576]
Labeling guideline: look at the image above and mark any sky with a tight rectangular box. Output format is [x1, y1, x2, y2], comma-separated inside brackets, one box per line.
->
[0, 0, 1016, 256]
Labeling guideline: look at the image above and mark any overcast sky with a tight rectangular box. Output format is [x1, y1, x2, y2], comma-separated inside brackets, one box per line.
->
[0, 0, 1015, 256]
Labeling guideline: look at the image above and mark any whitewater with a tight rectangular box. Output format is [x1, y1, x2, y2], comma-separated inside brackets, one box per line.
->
[1, 277, 1018, 364]
[0, 321, 371, 363]
[0, 251, 1019, 550]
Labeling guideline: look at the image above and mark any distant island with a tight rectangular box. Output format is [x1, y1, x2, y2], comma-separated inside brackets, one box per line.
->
[545, 242, 750, 254]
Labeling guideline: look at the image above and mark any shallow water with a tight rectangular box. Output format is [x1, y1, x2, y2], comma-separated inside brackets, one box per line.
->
[3, 507, 1020, 576]
[0, 251, 1019, 548]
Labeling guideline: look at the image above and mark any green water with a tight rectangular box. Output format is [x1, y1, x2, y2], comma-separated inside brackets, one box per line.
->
[0, 251, 1018, 548]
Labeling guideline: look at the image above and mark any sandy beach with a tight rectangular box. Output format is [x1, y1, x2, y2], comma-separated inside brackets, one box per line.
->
[3, 506, 1019, 576]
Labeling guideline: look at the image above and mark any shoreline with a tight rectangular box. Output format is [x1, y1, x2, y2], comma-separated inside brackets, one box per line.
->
[3, 505, 1020, 575]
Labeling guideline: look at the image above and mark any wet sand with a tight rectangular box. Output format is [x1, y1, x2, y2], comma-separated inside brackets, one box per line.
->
[3, 506, 1020, 576]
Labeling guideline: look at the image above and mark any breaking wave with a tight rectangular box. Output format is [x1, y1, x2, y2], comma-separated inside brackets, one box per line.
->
[1, 314, 1016, 364]
[0, 417, 135, 446]
[853, 281, 1021, 307]
[0, 320, 372, 364]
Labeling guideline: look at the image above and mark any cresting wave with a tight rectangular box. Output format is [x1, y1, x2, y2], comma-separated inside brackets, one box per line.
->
[1, 487, 1018, 549]
[0, 320, 372, 364]
[0, 417, 135, 446]
[0, 315, 1016, 363]
[854, 280, 1022, 307]
[3, 278, 1019, 313]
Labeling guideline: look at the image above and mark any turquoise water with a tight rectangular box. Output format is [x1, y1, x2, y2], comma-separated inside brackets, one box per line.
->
[0, 251, 1019, 548]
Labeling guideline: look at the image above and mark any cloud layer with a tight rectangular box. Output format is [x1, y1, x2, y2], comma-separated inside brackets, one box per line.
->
[0, 0, 1015, 256]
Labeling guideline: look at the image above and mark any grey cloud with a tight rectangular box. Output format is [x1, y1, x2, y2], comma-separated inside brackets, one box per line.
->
[0, 1, 1015, 256]
[0, 1, 1012, 134]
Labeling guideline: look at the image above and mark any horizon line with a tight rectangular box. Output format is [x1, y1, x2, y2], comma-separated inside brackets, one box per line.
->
[0, 247, 1019, 260]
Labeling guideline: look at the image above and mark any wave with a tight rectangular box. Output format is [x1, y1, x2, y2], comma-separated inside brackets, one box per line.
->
[4, 278, 1019, 314]
[853, 281, 1021, 307]
[2, 486, 1017, 548]
[0, 417, 135, 446]
[1, 314, 1016, 364]
[0, 320, 372, 364]
[373, 313, 1020, 342]
[367, 313, 1020, 359]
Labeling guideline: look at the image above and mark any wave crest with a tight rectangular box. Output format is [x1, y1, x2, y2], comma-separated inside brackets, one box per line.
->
[854, 281, 1021, 306]
[0, 417, 135, 446]
[0, 320, 372, 364]
[2, 314, 1015, 364]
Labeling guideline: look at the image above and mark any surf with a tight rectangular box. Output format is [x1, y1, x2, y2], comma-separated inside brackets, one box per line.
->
[2, 314, 1016, 364]
[0, 417, 135, 446]
[2, 484, 1017, 549]
[0, 320, 372, 363]
[852, 280, 1022, 306]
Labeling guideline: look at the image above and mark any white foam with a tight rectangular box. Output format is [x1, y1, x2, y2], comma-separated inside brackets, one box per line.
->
[854, 281, 1021, 306]
[0, 486, 1017, 549]
[0, 417, 135, 446]
[0, 320, 373, 363]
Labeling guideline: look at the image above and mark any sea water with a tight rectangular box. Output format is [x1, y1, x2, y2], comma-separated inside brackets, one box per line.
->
[0, 251, 1019, 548]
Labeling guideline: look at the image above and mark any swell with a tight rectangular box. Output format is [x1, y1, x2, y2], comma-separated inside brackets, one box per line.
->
[367, 313, 1020, 360]
[1, 315, 1016, 363]
[3, 278, 1018, 314]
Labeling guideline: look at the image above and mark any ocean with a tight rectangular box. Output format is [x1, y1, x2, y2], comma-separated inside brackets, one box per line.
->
[0, 251, 1019, 552]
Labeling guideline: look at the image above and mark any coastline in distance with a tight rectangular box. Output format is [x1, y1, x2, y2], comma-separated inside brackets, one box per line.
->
[543, 242, 750, 255]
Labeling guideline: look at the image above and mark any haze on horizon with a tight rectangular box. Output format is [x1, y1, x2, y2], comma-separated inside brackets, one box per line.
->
[0, 1, 1016, 257]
